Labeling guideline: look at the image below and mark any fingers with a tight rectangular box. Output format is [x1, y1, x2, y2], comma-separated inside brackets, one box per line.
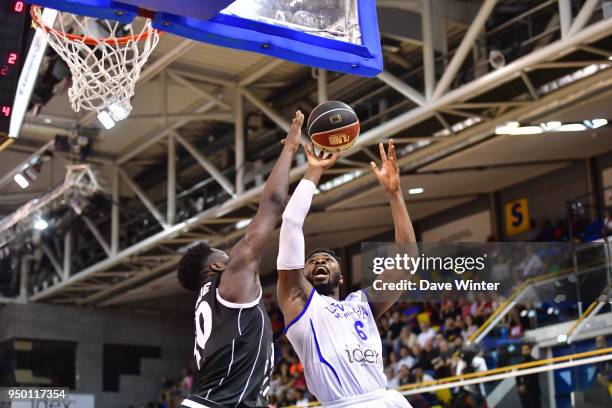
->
[293, 110, 304, 125]
[379, 142, 388, 162]
[304, 142, 315, 158]
[328, 152, 340, 165]
[389, 139, 396, 162]
[370, 161, 381, 178]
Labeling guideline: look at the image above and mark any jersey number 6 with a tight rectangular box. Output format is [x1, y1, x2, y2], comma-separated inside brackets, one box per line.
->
[354, 320, 368, 340]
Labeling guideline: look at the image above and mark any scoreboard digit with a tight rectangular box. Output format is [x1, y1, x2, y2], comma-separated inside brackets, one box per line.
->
[0, 1, 30, 137]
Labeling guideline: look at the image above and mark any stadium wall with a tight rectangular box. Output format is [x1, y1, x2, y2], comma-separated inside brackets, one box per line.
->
[0, 302, 193, 407]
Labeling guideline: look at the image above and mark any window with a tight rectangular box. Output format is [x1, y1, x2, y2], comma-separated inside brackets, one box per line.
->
[103, 344, 161, 391]
[2, 339, 77, 389]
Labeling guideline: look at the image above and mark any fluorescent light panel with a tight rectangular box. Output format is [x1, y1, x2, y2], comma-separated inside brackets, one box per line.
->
[496, 118, 608, 135]
[13, 173, 29, 188]
[408, 187, 424, 195]
[97, 111, 116, 129]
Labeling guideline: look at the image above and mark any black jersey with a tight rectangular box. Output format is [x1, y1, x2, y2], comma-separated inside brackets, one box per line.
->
[183, 274, 273, 408]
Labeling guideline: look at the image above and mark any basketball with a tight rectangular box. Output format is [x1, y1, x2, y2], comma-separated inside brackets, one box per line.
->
[307, 101, 360, 153]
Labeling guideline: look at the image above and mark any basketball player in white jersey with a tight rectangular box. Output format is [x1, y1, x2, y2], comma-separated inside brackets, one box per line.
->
[276, 140, 416, 407]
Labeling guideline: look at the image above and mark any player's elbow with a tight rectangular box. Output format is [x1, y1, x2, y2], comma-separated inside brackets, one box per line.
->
[281, 210, 304, 227]
[261, 192, 286, 215]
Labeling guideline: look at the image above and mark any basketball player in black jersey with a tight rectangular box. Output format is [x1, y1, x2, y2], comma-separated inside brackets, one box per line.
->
[177, 111, 304, 408]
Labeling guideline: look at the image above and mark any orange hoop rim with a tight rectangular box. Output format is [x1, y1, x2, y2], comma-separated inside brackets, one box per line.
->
[30, 5, 162, 46]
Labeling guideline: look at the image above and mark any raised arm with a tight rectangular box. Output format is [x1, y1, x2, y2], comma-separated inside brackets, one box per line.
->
[366, 140, 416, 318]
[219, 111, 304, 304]
[277, 145, 339, 326]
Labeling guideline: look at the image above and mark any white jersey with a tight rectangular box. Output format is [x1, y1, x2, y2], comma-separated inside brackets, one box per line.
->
[285, 289, 410, 407]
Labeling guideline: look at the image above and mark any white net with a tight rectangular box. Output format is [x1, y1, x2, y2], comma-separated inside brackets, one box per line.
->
[32, 7, 160, 121]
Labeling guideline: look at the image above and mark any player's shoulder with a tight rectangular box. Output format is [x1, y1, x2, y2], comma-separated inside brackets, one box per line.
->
[343, 289, 370, 304]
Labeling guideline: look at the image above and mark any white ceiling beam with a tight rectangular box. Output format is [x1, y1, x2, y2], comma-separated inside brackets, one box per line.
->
[357, 15, 612, 149]
[118, 167, 168, 230]
[239, 59, 285, 87]
[82, 216, 111, 257]
[173, 131, 235, 197]
[432, 0, 498, 99]
[167, 68, 236, 88]
[128, 112, 233, 122]
[378, 71, 425, 106]
[41, 244, 64, 280]
[167, 70, 231, 110]
[116, 98, 217, 165]
[80, 258, 179, 305]
[241, 87, 292, 133]
[568, 0, 600, 36]
[421, 0, 436, 99]
[558, 0, 573, 38]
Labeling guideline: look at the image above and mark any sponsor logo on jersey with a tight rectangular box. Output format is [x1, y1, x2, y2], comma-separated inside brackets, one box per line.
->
[343, 344, 381, 366]
[324, 302, 369, 320]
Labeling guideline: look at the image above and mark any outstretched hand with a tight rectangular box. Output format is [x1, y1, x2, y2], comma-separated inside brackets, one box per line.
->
[304, 143, 340, 170]
[281, 111, 304, 152]
[370, 140, 400, 196]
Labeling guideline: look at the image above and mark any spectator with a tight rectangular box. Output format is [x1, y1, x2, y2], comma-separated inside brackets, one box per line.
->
[491, 251, 510, 282]
[593, 336, 612, 405]
[519, 245, 544, 278]
[409, 367, 433, 384]
[386, 367, 399, 388]
[398, 346, 416, 371]
[394, 326, 417, 354]
[443, 317, 462, 343]
[455, 347, 487, 404]
[516, 343, 540, 408]
[294, 389, 309, 407]
[432, 339, 453, 379]
[417, 321, 436, 348]
[398, 365, 411, 387]
[389, 310, 404, 340]
[604, 209, 612, 237]
[179, 368, 193, 396]
[420, 339, 435, 371]
[461, 315, 477, 341]
[388, 351, 401, 374]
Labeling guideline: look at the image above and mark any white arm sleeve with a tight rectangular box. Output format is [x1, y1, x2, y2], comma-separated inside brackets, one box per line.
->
[277, 179, 317, 270]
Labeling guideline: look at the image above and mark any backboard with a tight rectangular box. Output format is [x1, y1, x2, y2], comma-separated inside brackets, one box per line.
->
[31, 0, 383, 77]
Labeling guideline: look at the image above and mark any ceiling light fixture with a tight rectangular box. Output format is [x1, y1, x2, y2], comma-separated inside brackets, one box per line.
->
[235, 218, 252, 230]
[496, 118, 607, 135]
[97, 111, 116, 129]
[13, 173, 30, 189]
[557, 123, 587, 132]
[408, 187, 424, 195]
[34, 218, 48, 230]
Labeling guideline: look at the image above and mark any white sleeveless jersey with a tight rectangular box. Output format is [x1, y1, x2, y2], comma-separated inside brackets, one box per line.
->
[284, 288, 387, 404]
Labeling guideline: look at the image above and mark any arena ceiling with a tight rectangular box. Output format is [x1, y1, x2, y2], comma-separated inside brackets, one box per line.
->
[2, 0, 612, 308]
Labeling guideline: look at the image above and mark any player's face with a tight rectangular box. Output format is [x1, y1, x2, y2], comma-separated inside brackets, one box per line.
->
[304, 252, 342, 296]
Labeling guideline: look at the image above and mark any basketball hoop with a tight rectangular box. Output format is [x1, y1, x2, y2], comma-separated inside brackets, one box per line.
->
[30, 5, 160, 124]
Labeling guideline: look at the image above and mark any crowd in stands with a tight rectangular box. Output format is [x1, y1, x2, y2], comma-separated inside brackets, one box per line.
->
[266, 300, 497, 407]
[133, 369, 194, 408]
[141, 207, 612, 407]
